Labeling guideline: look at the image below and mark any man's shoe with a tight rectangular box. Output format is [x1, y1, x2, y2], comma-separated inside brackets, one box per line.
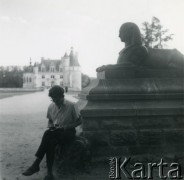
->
[44, 173, 55, 180]
[22, 165, 40, 176]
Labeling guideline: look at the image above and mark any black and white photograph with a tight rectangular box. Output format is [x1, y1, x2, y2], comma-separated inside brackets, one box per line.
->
[0, 0, 184, 179]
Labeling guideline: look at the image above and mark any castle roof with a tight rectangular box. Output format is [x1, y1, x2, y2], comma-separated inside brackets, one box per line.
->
[63, 52, 69, 58]
[40, 59, 61, 71]
[69, 48, 80, 66]
[24, 48, 80, 73]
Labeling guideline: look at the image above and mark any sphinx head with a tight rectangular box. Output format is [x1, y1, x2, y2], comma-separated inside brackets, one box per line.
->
[119, 22, 142, 46]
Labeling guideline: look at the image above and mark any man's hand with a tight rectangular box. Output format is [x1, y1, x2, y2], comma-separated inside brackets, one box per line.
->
[49, 127, 57, 131]
[49, 124, 64, 131]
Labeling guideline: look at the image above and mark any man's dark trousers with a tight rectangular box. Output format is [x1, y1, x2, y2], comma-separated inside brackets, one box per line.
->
[35, 128, 76, 172]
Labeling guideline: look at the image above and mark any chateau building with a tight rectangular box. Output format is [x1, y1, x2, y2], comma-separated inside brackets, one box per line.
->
[23, 48, 81, 91]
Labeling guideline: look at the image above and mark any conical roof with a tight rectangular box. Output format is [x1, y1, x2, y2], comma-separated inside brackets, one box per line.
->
[69, 47, 80, 66]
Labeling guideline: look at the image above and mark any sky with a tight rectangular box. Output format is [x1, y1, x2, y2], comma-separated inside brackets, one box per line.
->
[0, 0, 184, 77]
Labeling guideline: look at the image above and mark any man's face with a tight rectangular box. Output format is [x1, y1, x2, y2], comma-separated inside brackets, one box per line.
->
[50, 95, 64, 106]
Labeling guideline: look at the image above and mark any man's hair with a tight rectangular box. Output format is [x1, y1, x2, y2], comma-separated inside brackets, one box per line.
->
[49, 85, 64, 98]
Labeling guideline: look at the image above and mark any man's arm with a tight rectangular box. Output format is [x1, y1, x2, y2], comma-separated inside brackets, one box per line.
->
[48, 118, 54, 128]
[47, 104, 54, 128]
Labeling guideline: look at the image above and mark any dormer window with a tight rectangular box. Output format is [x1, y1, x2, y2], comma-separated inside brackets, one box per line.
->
[50, 66, 55, 72]
[41, 65, 45, 72]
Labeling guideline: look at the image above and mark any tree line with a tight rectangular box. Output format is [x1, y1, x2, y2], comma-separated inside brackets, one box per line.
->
[0, 69, 23, 88]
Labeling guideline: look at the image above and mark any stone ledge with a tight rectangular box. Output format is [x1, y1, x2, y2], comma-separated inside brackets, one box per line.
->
[97, 66, 184, 79]
[87, 93, 184, 101]
[81, 101, 184, 117]
[90, 78, 184, 95]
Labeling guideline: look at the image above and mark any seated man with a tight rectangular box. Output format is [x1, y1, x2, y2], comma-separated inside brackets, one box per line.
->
[22, 85, 81, 180]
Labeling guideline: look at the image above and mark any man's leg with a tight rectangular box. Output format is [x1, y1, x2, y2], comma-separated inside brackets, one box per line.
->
[46, 137, 58, 176]
[45, 129, 76, 175]
[43, 129, 73, 180]
[23, 128, 75, 177]
[22, 129, 55, 176]
[35, 129, 55, 160]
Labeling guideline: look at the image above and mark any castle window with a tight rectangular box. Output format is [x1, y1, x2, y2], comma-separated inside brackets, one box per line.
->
[26, 77, 29, 83]
[59, 68, 63, 72]
[60, 75, 63, 79]
[51, 75, 55, 79]
[42, 75, 45, 79]
[42, 82, 45, 86]
[29, 77, 32, 82]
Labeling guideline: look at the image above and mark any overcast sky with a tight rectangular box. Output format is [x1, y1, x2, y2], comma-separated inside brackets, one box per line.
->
[0, 0, 184, 77]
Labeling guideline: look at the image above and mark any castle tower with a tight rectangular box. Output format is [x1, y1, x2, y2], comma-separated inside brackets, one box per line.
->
[62, 52, 70, 67]
[63, 47, 81, 91]
[69, 47, 81, 91]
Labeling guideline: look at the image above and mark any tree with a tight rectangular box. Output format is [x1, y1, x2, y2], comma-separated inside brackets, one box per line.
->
[0, 67, 23, 88]
[141, 17, 174, 49]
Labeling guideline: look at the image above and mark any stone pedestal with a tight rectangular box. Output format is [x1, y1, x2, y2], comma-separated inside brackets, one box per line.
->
[81, 65, 184, 157]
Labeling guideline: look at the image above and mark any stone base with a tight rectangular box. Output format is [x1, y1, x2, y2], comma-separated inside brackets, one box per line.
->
[81, 66, 184, 158]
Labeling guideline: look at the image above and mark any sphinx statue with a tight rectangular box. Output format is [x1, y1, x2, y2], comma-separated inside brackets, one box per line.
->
[81, 22, 184, 159]
[96, 22, 184, 72]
